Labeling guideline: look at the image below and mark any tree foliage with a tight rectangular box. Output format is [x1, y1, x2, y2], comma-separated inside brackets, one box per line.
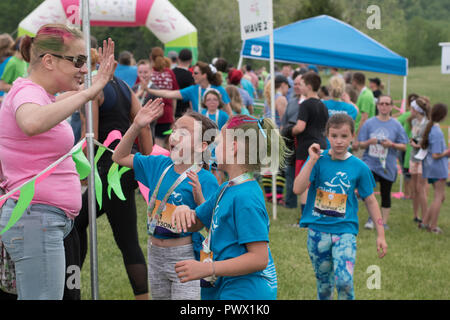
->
[0, 0, 449, 67]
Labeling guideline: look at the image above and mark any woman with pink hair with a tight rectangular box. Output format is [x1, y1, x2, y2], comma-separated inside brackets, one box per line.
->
[0, 24, 115, 300]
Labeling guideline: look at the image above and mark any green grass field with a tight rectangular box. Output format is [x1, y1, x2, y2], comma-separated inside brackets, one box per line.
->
[80, 65, 450, 300]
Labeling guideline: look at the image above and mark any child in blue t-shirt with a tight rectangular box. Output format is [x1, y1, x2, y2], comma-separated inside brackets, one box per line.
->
[171, 115, 288, 300]
[112, 98, 220, 300]
[293, 114, 387, 300]
[200, 89, 229, 130]
[419, 103, 449, 234]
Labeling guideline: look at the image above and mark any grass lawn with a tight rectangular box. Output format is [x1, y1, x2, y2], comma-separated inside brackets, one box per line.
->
[80, 65, 450, 300]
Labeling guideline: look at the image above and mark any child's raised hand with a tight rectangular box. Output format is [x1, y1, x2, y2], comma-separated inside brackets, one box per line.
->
[377, 236, 387, 258]
[308, 143, 322, 161]
[134, 98, 164, 129]
[187, 170, 205, 205]
[171, 204, 197, 233]
[175, 259, 211, 283]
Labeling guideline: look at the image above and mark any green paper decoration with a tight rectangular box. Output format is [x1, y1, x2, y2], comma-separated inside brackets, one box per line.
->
[107, 163, 131, 201]
[72, 147, 91, 180]
[0, 180, 35, 235]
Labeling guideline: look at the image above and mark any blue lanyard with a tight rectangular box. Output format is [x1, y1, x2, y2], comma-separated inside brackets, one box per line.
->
[203, 172, 253, 253]
[147, 163, 199, 235]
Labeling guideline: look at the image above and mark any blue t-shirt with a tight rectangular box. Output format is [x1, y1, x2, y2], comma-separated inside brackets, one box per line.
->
[237, 86, 254, 108]
[358, 117, 408, 182]
[0, 56, 12, 97]
[264, 92, 283, 127]
[240, 78, 255, 99]
[195, 180, 277, 300]
[133, 154, 219, 239]
[231, 107, 250, 116]
[300, 151, 376, 235]
[201, 109, 229, 130]
[180, 84, 231, 112]
[422, 125, 448, 179]
[323, 99, 358, 120]
[114, 64, 138, 88]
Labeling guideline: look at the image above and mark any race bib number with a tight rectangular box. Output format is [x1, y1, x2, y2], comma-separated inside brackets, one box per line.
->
[148, 200, 179, 233]
[369, 144, 388, 159]
[314, 189, 347, 218]
[199, 249, 216, 288]
[200, 249, 213, 263]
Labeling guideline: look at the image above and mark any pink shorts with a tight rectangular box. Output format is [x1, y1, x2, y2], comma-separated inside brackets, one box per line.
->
[409, 160, 423, 175]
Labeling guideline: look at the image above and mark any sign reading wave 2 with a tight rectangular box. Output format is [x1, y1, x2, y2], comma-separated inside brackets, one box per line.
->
[238, 0, 272, 41]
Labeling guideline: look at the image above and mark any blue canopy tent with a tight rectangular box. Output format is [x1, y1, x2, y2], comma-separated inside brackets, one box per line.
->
[239, 15, 408, 108]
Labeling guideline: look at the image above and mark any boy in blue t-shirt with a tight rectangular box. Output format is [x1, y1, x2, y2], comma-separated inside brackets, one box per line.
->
[293, 114, 387, 300]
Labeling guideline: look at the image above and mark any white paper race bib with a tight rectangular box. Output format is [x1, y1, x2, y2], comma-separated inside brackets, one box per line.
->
[369, 144, 388, 159]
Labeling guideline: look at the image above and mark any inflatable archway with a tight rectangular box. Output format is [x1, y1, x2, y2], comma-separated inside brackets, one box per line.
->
[17, 0, 198, 62]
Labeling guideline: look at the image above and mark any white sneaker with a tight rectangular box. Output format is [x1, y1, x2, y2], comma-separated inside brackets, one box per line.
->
[364, 218, 374, 230]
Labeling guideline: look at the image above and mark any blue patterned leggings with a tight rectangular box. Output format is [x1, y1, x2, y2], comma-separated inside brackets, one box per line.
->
[307, 228, 357, 300]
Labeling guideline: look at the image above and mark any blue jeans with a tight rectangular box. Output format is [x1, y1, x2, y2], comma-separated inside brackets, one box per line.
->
[0, 199, 73, 300]
[284, 164, 298, 208]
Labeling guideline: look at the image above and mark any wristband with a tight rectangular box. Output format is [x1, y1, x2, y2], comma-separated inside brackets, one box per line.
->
[211, 261, 216, 278]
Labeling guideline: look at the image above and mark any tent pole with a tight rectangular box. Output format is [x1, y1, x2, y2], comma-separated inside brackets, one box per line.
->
[237, 53, 243, 71]
[268, 0, 276, 220]
[401, 76, 407, 113]
[82, 0, 100, 300]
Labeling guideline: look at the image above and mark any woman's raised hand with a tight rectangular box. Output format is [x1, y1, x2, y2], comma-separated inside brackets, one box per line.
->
[90, 38, 115, 98]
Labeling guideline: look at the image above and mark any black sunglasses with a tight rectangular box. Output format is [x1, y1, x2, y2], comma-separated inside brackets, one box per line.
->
[40, 53, 87, 68]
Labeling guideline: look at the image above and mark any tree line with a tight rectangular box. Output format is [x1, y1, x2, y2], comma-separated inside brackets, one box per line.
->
[0, 0, 449, 67]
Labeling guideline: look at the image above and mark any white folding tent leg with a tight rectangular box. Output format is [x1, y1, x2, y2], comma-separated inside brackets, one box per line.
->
[237, 54, 244, 71]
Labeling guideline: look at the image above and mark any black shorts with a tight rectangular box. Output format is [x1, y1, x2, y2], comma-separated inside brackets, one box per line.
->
[154, 123, 172, 139]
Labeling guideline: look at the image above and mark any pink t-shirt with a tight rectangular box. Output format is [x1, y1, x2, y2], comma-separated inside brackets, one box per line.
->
[0, 78, 81, 219]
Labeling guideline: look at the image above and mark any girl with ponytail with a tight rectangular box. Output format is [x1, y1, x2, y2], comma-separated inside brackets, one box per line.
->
[171, 115, 287, 300]
[408, 97, 430, 224]
[419, 103, 449, 234]
[149, 47, 179, 148]
[146, 60, 232, 115]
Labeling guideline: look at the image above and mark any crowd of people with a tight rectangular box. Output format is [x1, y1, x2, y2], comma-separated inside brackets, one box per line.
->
[0, 24, 448, 301]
